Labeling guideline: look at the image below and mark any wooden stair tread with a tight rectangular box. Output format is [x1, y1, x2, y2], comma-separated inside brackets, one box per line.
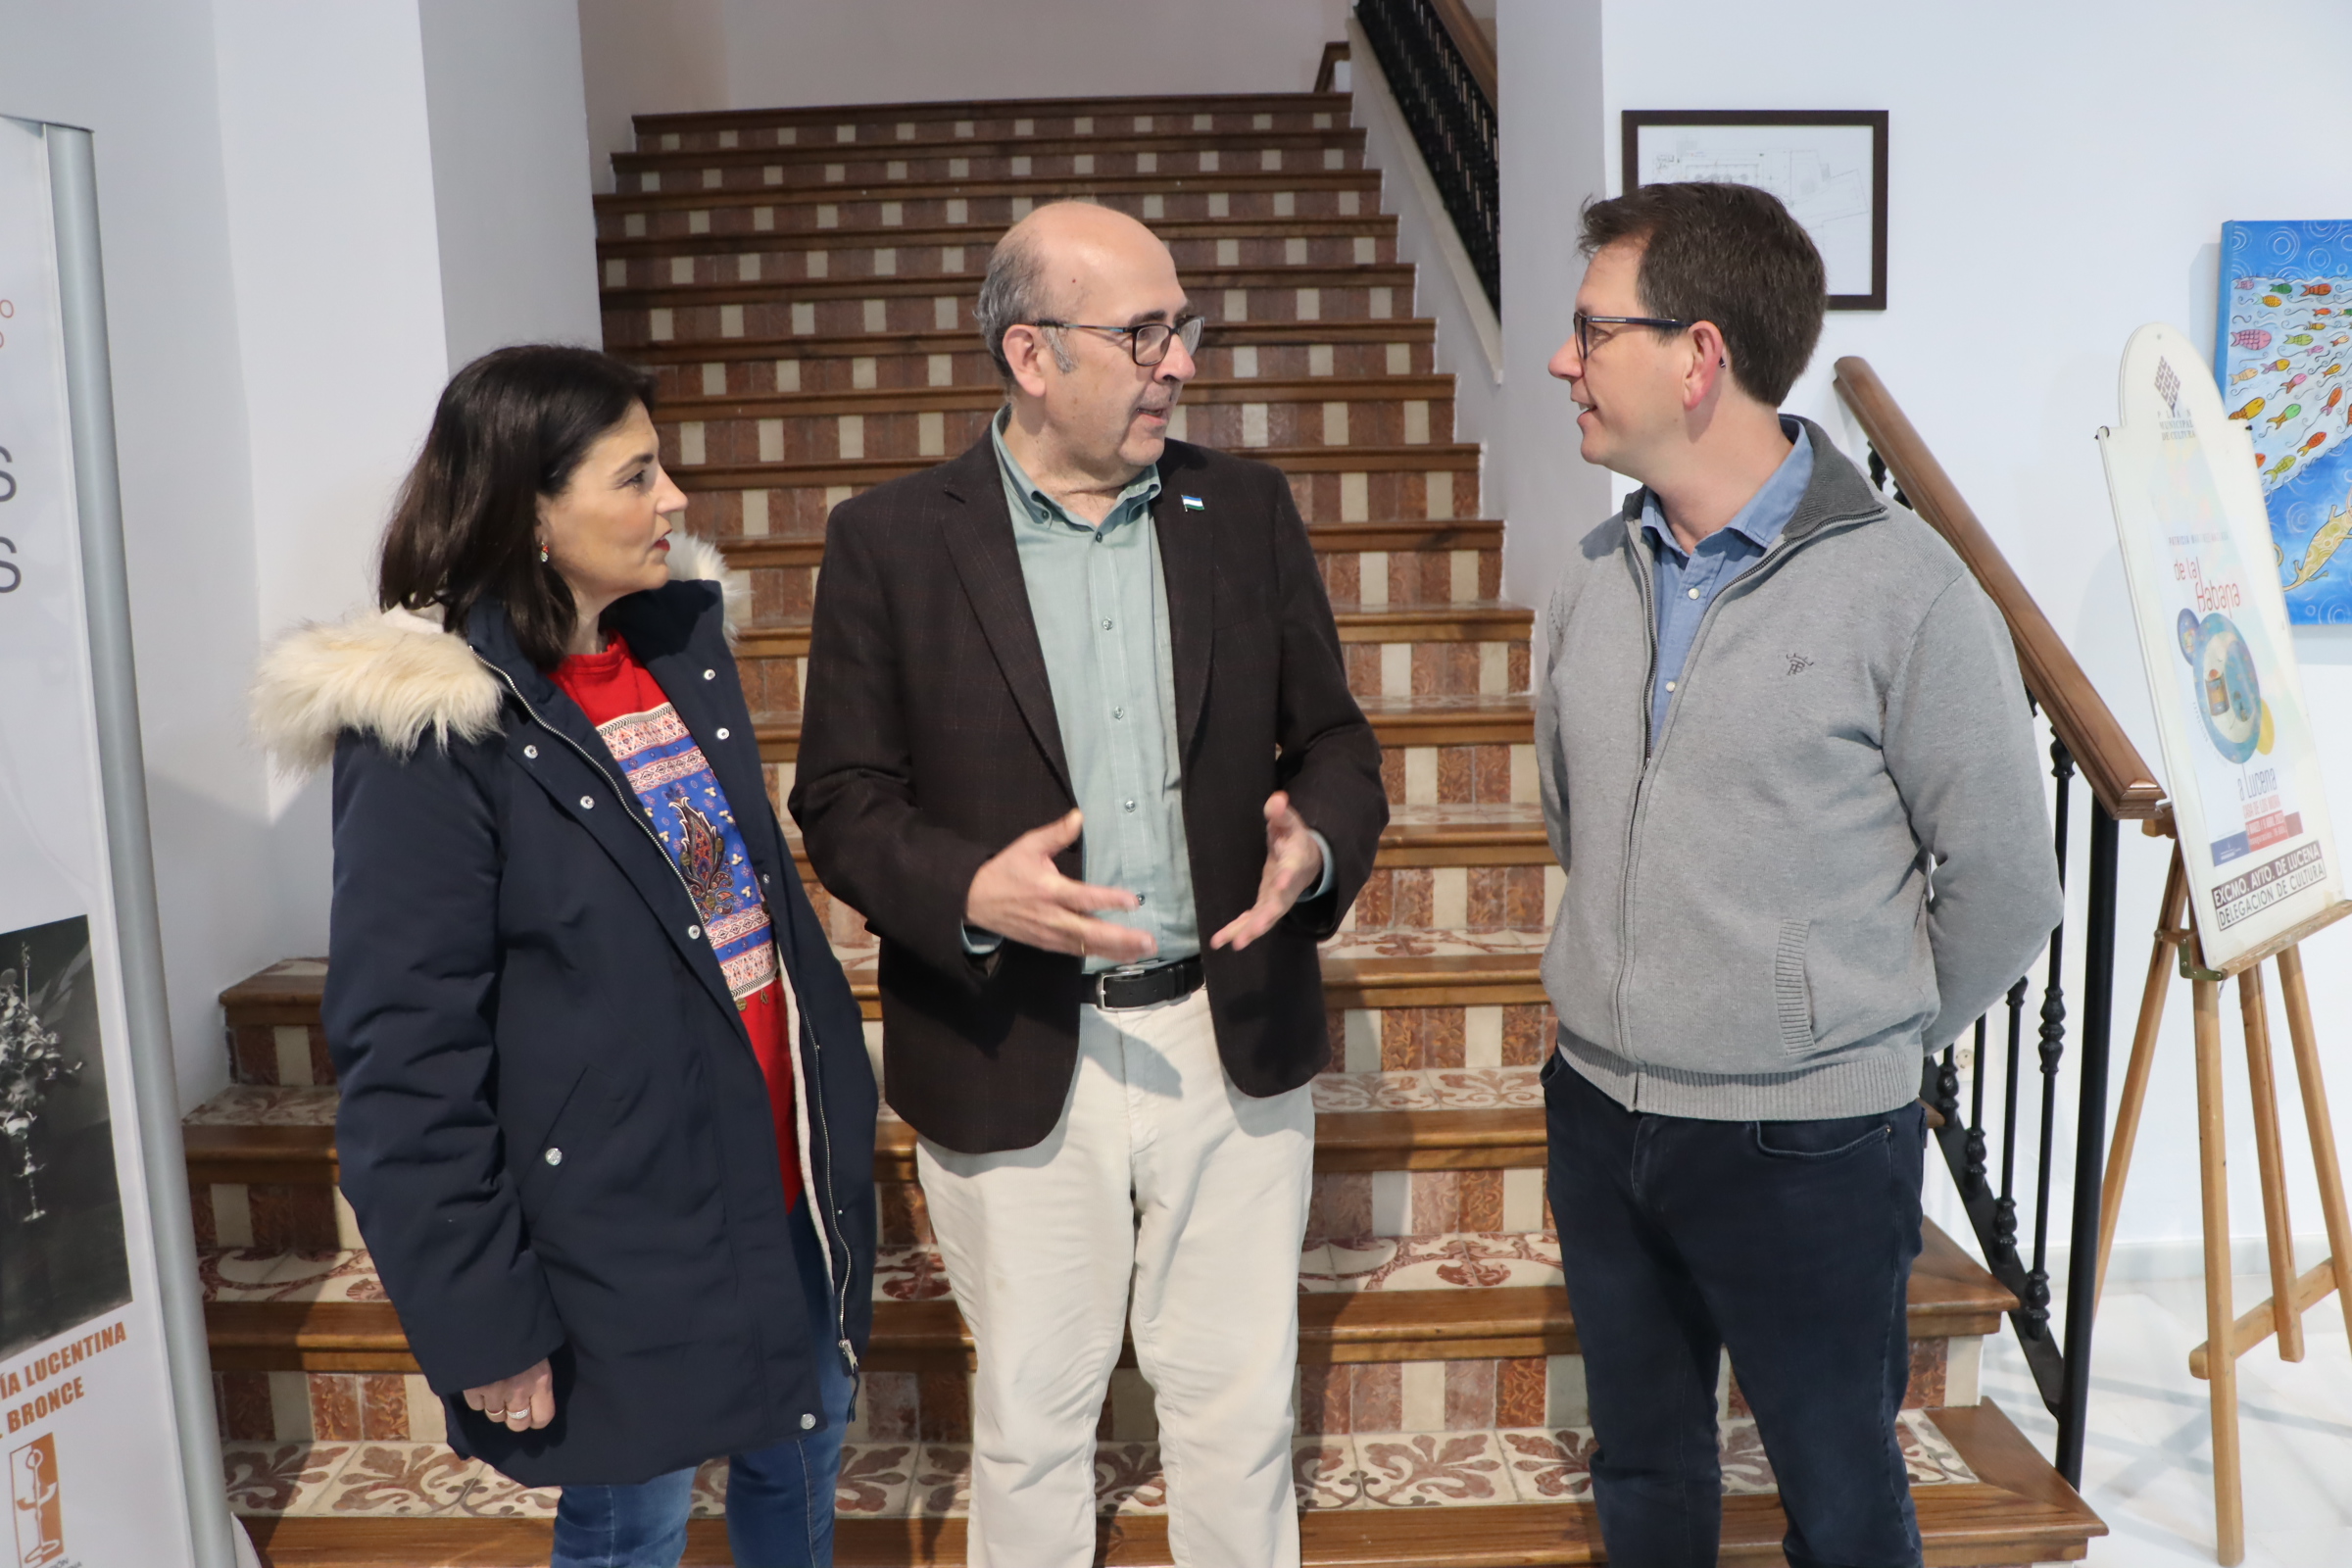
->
[601, 216, 1401, 258]
[681, 445, 1479, 495]
[237, 1400, 2102, 1563]
[657, 375, 1459, 418]
[628, 321, 1435, 365]
[608, 263, 1412, 311]
[634, 91, 1350, 134]
[732, 601, 1526, 661]
[597, 171, 1381, 217]
[615, 128, 1365, 170]
[718, 520, 1501, 569]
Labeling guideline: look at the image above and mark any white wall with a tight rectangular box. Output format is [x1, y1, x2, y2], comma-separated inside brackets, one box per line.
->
[576, 0, 729, 193]
[576, 0, 1352, 179]
[418, 0, 604, 367]
[1498, 0, 2352, 1270]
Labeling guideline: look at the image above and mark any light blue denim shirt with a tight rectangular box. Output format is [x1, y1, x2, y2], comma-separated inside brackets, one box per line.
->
[966, 410, 1328, 969]
[1640, 419, 1814, 742]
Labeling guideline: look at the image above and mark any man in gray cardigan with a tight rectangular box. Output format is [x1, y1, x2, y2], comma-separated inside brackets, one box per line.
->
[1536, 182, 2061, 1566]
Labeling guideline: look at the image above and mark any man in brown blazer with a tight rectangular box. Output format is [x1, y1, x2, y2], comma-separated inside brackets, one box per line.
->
[792, 201, 1386, 1567]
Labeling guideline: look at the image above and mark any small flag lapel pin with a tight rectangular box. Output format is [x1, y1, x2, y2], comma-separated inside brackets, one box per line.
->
[1180, 494, 1205, 511]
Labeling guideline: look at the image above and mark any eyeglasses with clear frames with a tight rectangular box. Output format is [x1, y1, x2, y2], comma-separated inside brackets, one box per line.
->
[1031, 314, 1206, 367]
[1574, 311, 1691, 360]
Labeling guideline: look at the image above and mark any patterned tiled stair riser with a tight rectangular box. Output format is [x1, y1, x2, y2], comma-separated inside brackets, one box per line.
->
[221, 1412, 1978, 1522]
[641, 341, 1440, 402]
[611, 232, 1399, 293]
[658, 397, 1457, 468]
[608, 280, 1420, 351]
[722, 547, 1504, 633]
[612, 141, 1369, 198]
[205, 1234, 1976, 1447]
[662, 466, 1481, 542]
[600, 188, 1383, 248]
[214, 995, 1564, 1096]
[733, 636, 1525, 718]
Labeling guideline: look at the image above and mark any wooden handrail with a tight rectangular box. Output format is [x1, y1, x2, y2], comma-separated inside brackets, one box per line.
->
[1425, 0, 1498, 106]
[1833, 356, 2166, 820]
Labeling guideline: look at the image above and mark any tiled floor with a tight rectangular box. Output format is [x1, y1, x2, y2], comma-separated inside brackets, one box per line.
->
[223, 1410, 1976, 1521]
[1985, 1270, 2352, 1565]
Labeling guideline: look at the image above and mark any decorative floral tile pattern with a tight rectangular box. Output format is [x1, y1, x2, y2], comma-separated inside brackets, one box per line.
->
[1092, 1442, 1168, 1515]
[199, 1248, 385, 1303]
[1497, 1428, 1598, 1501]
[184, 1084, 340, 1126]
[314, 1444, 480, 1516]
[1319, 928, 1550, 962]
[224, 1416, 1977, 1524]
[834, 1444, 917, 1517]
[908, 1443, 973, 1517]
[872, 1244, 956, 1301]
[1898, 1409, 1977, 1486]
[456, 1469, 562, 1519]
[221, 1443, 355, 1515]
[1310, 1067, 1542, 1112]
[1304, 1231, 1562, 1293]
[1292, 1438, 1360, 1511]
[690, 1456, 728, 1518]
[1355, 1431, 1516, 1506]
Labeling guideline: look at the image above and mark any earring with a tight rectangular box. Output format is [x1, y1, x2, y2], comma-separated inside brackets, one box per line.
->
[538, 543, 551, 564]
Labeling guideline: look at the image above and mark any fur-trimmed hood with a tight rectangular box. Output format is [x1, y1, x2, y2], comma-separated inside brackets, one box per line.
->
[252, 533, 749, 773]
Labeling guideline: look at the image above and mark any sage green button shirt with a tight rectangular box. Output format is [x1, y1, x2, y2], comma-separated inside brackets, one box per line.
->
[990, 411, 1200, 971]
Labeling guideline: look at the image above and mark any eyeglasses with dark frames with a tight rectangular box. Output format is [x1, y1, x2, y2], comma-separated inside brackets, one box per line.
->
[1574, 311, 1691, 360]
[1031, 314, 1206, 367]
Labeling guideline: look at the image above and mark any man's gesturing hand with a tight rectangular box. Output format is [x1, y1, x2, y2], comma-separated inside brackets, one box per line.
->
[1211, 792, 1326, 953]
[464, 1358, 554, 1433]
[966, 809, 1158, 962]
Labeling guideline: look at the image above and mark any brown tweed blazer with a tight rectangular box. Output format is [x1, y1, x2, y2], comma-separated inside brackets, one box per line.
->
[790, 434, 1388, 1153]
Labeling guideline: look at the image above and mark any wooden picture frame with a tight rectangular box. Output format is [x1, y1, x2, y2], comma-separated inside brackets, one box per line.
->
[1621, 110, 1889, 311]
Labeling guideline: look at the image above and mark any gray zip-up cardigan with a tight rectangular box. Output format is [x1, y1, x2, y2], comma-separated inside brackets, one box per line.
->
[1536, 419, 2063, 1120]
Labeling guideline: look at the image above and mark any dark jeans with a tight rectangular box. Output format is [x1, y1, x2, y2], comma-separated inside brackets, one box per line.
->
[1543, 1051, 1927, 1568]
[551, 1203, 856, 1567]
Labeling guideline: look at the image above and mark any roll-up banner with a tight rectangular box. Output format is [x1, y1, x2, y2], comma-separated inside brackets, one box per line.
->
[0, 117, 235, 1567]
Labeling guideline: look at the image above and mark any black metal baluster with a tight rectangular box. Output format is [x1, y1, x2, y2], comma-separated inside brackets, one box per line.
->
[2024, 739, 2075, 1341]
[1352, 0, 1499, 308]
[1995, 976, 2027, 1262]
[1964, 1015, 1990, 1199]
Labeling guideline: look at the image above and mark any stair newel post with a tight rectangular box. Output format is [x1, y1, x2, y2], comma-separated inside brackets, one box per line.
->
[2024, 737, 2075, 1341]
[2055, 802, 2120, 1487]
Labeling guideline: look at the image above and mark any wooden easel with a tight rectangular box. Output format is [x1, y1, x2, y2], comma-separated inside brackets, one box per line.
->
[2096, 824, 2352, 1566]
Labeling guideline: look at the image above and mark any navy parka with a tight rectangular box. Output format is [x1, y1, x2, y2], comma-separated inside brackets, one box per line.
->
[321, 580, 877, 1487]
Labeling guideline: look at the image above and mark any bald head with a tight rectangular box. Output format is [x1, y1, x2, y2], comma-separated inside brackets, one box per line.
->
[979, 201, 1179, 379]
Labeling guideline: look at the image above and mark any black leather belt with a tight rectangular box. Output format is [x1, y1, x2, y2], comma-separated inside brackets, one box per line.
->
[1084, 956, 1204, 1011]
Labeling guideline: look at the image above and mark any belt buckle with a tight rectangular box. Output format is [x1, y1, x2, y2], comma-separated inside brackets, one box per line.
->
[1095, 960, 1168, 1010]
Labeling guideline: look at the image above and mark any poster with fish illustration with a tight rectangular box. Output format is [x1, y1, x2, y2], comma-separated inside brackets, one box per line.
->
[2101, 323, 2344, 969]
[2214, 220, 2352, 623]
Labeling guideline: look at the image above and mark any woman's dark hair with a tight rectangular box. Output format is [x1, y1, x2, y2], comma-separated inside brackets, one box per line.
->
[1577, 182, 1826, 407]
[378, 345, 659, 669]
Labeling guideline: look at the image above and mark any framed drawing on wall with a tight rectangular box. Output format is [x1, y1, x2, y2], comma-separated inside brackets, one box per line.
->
[1622, 110, 1889, 310]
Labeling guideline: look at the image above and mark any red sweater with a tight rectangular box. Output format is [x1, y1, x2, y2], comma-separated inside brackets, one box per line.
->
[552, 636, 800, 1210]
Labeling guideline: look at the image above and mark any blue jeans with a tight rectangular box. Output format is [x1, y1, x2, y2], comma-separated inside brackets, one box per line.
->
[1543, 1050, 1928, 1568]
[551, 1206, 856, 1567]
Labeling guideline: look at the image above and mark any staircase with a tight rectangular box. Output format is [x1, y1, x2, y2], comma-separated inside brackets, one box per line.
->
[201, 87, 2103, 1566]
